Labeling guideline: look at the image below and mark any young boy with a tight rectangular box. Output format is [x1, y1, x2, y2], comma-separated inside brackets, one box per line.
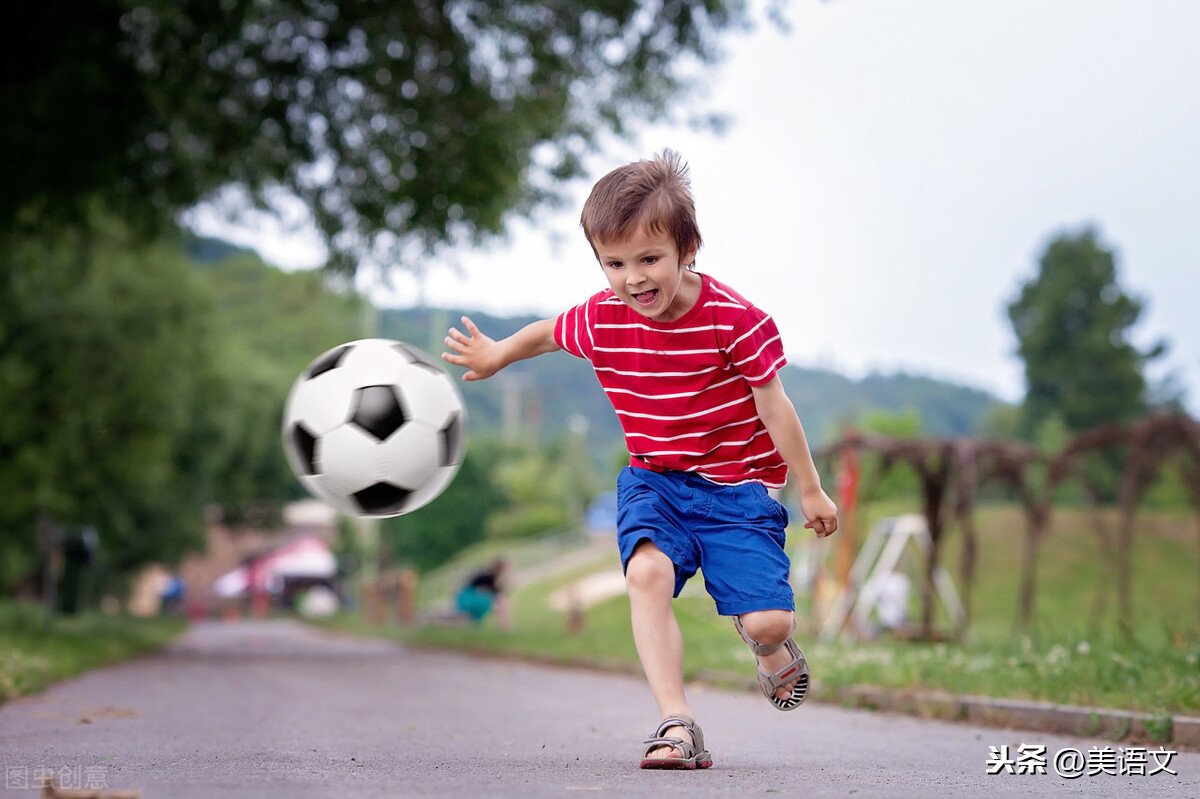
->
[442, 150, 838, 770]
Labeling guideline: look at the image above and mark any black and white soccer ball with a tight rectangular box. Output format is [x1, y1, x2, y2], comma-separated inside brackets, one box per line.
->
[281, 339, 466, 518]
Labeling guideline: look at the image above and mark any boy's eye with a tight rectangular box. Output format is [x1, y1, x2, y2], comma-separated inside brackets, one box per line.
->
[607, 261, 624, 269]
[643, 256, 660, 265]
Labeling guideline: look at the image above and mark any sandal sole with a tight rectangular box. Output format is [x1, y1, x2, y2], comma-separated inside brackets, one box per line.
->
[639, 758, 714, 770]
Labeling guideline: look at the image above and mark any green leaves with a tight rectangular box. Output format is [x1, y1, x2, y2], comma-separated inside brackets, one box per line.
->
[0, 223, 366, 590]
[6, 0, 749, 273]
[1008, 228, 1162, 438]
[0, 223, 218, 577]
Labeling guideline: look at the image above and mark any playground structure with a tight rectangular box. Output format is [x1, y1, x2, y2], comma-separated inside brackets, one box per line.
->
[816, 412, 1200, 641]
[819, 513, 965, 643]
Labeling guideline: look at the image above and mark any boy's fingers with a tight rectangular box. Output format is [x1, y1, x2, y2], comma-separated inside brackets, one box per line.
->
[461, 315, 480, 336]
[804, 518, 837, 538]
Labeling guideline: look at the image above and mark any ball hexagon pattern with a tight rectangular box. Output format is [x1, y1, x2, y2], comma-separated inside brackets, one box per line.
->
[282, 339, 467, 517]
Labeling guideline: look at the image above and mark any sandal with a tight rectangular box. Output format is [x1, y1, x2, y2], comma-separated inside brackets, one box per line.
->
[734, 616, 810, 711]
[639, 714, 714, 770]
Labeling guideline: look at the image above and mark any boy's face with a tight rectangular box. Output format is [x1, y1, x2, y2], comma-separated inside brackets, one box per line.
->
[595, 226, 700, 323]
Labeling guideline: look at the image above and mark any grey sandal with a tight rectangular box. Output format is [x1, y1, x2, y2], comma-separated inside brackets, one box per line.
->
[639, 714, 714, 770]
[734, 615, 810, 711]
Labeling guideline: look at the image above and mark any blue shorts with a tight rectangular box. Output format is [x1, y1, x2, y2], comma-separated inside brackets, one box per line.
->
[615, 467, 794, 616]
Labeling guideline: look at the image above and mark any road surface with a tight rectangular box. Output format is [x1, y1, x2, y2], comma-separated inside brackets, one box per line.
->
[1, 619, 1196, 797]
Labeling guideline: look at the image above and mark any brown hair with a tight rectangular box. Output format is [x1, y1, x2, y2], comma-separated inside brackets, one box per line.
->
[580, 149, 702, 265]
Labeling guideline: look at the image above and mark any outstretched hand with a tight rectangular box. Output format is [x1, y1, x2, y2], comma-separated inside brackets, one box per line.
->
[800, 487, 839, 538]
[442, 316, 502, 381]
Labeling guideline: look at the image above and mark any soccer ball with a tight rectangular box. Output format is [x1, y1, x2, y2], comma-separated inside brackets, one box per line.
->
[281, 338, 466, 517]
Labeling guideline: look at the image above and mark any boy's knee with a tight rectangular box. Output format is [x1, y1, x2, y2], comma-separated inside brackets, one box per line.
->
[624, 541, 676, 594]
[737, 609, 794, 645]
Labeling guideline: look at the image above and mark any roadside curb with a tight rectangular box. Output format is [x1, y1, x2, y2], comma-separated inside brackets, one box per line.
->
[822, 683, 1195, 751]
[356, 635, 1200, 753]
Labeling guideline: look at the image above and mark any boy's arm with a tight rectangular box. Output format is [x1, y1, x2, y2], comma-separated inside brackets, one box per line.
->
[751, 376, 839, 538]
[442, 316, 560, 381]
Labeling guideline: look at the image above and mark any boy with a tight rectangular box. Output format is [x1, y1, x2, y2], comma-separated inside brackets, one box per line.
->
[442, 149, 838, 770]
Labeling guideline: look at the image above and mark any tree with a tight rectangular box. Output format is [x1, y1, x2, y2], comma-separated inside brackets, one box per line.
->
[0, 221, 232, 589]
[1007, 228, 1163, 438]
[5, 0, 753, 272]
[192, 246, 368, 522]
[0, 224, 372, 591]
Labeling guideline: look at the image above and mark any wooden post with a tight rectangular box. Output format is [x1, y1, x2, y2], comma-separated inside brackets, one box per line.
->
[397, 568, 419, 626]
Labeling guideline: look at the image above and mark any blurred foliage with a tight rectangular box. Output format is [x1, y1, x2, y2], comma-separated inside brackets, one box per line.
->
[0, 225, 363, 593]
[1007, 228, 1168, 499]
[1008, 227, 1163, 438]
[5, 0, 753, 272]
[978, 402, 1022, 441]
[852, 408, 923, 502]
[1139, 456, 1195, 511]
[191, 243, 366, 521]
[0, 219, 227, 588]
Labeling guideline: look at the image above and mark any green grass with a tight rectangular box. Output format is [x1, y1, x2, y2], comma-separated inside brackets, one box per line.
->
[0, 600, 187, 704]
[321, 501, 1200, 716]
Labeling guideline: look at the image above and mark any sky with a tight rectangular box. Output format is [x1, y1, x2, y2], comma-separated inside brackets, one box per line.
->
[188, 0, 1200, 412]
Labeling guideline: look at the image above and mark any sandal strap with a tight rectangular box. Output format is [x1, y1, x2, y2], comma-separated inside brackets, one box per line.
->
[756, 637, 810, 710]
[757, 637, 808, 690]
[643, 714, 706, 758]
[643, 735, 697, 759]
[732, 617, 811, 710]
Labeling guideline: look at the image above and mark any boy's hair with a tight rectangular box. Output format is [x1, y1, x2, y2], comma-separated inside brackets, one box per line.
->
[580, 149, 702, 266]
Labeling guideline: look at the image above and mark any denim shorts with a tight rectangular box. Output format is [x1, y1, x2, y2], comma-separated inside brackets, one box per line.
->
[615, 466, 794, 616]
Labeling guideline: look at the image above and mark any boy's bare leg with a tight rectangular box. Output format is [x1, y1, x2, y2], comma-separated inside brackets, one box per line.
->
[625, 540, 693, 760]
[736, 609, 803, 702]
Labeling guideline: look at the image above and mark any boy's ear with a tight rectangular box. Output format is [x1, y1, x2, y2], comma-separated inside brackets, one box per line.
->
[682, 246, 698, 268]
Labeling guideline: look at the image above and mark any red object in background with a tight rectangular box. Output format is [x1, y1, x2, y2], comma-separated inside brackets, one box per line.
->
[837, 445, 860, 516]
[832, 435, 861, 588]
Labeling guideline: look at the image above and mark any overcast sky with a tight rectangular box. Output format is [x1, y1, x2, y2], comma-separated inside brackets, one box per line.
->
[190, 0, 1200, 412]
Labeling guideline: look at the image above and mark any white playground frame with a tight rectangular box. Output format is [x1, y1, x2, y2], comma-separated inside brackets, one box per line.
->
[819, 513, 966, 643]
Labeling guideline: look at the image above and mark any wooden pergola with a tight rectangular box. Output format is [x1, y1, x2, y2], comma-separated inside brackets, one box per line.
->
[816, 413, 1200, 640]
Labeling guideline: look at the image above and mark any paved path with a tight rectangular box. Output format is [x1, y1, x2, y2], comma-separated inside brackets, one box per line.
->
[1, 619, 1196, 798]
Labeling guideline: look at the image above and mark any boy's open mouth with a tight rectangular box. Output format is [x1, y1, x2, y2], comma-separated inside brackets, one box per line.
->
[633, 289, 659, 307]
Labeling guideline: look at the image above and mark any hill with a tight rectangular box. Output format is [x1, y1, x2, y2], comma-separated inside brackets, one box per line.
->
[376, 306, 1007, 458]
[180, 237, 1006, 456]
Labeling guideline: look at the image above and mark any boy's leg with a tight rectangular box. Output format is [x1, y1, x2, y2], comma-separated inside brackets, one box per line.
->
[624, 539, 694, 760]
[736, 609, 803, 702]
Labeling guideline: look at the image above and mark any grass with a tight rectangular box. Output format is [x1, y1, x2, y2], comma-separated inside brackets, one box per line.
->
[0, 600, 187, 704]
[321, 500, 1200, 717]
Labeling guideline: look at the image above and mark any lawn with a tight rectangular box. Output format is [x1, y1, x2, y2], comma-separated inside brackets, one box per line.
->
[326, 501, 1200, 717]
[0, 600, 187, 704]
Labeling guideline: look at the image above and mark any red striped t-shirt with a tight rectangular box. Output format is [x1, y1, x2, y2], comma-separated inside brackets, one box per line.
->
[554, 273, 788, 487]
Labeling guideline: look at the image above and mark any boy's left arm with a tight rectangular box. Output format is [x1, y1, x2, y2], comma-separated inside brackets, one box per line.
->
[752, 377, 839, 538]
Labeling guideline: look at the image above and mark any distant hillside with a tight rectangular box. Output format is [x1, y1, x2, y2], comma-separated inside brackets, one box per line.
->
[376, 306, 1008, 457]
[183, 234, 257, 264]
[180, 237, 1007, 457]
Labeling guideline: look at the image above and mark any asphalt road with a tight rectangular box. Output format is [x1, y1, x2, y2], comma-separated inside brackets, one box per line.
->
[1, 619, 1196, 798]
